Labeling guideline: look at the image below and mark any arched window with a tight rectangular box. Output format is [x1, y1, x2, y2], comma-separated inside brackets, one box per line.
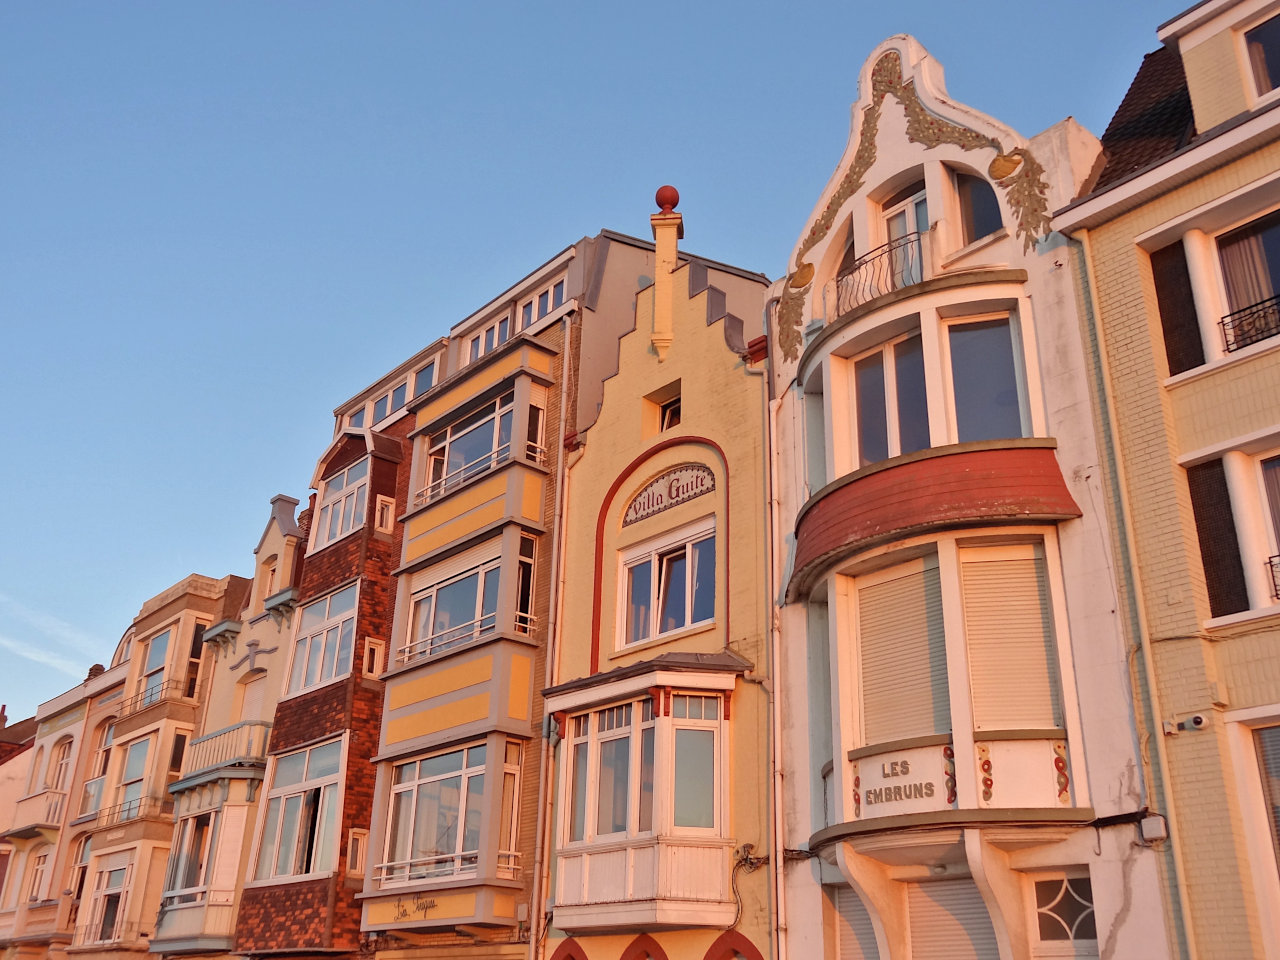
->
[50, 737, 74, 792]
[80, 720, 115, 816]
[703, 931, 766, 960]
[955, 171, 1002, 245]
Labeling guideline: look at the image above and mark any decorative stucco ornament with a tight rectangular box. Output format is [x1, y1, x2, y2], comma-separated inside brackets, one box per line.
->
[775, 50, 1053, 360]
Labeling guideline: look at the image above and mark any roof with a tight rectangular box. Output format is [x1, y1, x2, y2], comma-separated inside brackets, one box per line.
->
[1092, 46, 1196, 192]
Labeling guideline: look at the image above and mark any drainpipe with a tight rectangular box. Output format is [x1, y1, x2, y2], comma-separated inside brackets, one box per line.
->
[746, 295, 787, 960]
[529, 310, 576, 960]
[1069, 233, 1195, 960]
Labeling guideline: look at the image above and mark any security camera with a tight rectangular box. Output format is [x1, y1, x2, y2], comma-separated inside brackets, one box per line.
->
[1190, 714, 1207, 728]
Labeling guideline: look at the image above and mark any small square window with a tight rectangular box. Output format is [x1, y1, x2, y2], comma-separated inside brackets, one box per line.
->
[374, 395, 390, 423]
[659, 397, 681, 431]
[391, 383, 407, 412]
[348, 408, 366, 428]
[413, 362, 436, 397]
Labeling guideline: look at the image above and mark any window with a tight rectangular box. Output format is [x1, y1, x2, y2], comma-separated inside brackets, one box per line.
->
[466, 314, 512, 365]
[852, 332, 929, 467]
[1263, 454, 1280, 600]
[313, 458, 369, 551]
[1247, 13, 1280, 96]
[375, 495, 395, 534]
[516, 535, 537, 635]
[622, 522, 716, 646]
[139, 630, 170, 705]
[80, 721, 115, 816]
[255, 740, 341, 880]
[117, 737, 150, 820]
[421, 392, 514, 503]
[519, 276, 567, 331]
[947, 315, 1027, 443]
[377, 741, 517, 884]
[86, 860, 131, 943]
[413, 361, 436, 398]
[374, 382, 409, 424]
[883, 180, 928, 288]
[659, 396, 681, 431]
[349, 408, 366, 428]
[184, 624, 204, 697]
[70, 835, 92, 905]
[956, 172, 1002, 245]
[25, 846, 48, 902]
[1218, 209, 1280, 351]
[850, 539, 1066, 750]
[405, 560, 500, 661]
[50, 737, 73, 793]
[1031, 875, 1097, 957]
[287, 584, 357, 695]
[563, 692, 722, 844]
[164, 811, 214, 904]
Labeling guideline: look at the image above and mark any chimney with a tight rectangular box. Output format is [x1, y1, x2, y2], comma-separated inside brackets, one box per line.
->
[650, 185, 683, 362]
[0, 705, 7, 730]
[86, 663, 105, 681]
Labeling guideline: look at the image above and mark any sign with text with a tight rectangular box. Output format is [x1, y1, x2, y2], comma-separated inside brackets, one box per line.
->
[852, 743, 951, 819]
[623, 464, 715, 526]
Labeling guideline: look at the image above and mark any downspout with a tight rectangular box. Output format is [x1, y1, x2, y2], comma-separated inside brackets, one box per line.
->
[746, 294, 787, 960]
[529, 310, 575, 960]
[1069, 233, 1195, 960]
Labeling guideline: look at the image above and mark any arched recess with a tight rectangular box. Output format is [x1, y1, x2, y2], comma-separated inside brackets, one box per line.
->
[703, 930, 767, 960]
[549, 938, 589, 960]
[621, 933, 670, 960]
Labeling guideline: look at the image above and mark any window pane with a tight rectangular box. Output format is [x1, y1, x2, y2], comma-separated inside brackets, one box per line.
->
[1257, 727, 1280, 865]
[387, 789, 413, 865]
[312, 783, 337, 873]
[414, 363, 435, 396]
[415, 777, 461, 865]
[256, 798, 280, 878]
[691, 537, 715, 624]
[123, 740, 149, 781]
[145, 632, 170, 672]
[958, 173, 1002, 244]
[274, 751, 307, 788]
[434, 573, 480, 645]
[346, 459, 368, 484]
[1247, 14, 1280, 94]
[674, 729, 715, 827]
[894, 334, 929, 455]
[482, 568, 500, 620]
[522, 302, 534, 329]
[374, 396, 389, 422]
[570, 741, 588, 841]
[1263, 455, 1280, 547]
[462, 774, 484, 852]
[304, 635, 324, 687]
[420, 749, 464, 779]
[597, 737, 630, 834]
[638, 727, 655, 833]
[307, 741, 342, 780]
[855, 353, 888, 465]
[449, 422, 495, 477]
[553, 280, 565, 308]
[467, 744, 486, 767]
[627, 561, 652, 645]
[391, 383, 407, 411]
[334, 620, 354, 679]
[658, 550, 688, 633]
[348, 408, 365, 428]
[949, 318, 1023, 442]
[275, 794, 302, 876]
[538, 291, 550, 317]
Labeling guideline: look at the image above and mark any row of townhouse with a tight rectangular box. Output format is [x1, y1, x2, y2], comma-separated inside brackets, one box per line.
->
[4, 3, 1280, 958]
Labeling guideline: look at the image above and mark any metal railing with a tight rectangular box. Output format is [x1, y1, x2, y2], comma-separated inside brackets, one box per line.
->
[514, 612, 538, 637]
[118, 679, 187, 718]
[1269, 554, 1280, 600]
[496, 850, 521, 880]
[95, 794, 172, 828]
[75, 920, 146, 946]
[1221, 294, 1280, 352]
[182, 720, 272, 776]
[413, 443, 513, 507]
[526, 441, 548, 466]
[375, 851, 480, 884]
[398, 613, 497, 664]
[834, 232, 925, 318]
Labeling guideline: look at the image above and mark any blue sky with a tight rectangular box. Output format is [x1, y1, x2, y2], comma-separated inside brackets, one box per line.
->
[1, 0, 1172, 721]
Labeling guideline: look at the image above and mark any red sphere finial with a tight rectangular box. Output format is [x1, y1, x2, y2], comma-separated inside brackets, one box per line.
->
[655, 185, 679, 213]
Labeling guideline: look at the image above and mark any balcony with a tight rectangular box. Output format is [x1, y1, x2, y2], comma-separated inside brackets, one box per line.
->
[3, 790, 67, 839]
[412, 440, 547, 509]
[1270, 554, 1280, 600]
[94, 794, 172, 828]
[180, 721, 272, 779]
[833, 232, 925, 318]
[553, 837, 735, 931]
[118, 679, 188, 719]
[398, 612, 497, 665]
[1221, 294, 1280, 352]
[74, 920, 148, 948]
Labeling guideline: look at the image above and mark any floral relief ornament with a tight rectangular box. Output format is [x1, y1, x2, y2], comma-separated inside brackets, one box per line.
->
[776, 50, 1052, 360]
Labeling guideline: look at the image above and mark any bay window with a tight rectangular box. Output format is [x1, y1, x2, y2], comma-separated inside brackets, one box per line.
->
[852, 333, 929, 467]
[563, 692, 723, 845]
[947, 315, 1027, 442]
[622, 521, 716, 647]
[313, 458, 369, 551]
[378, 740, 520, 884]
[287, 584, 357, 695]
[423, 392, 514, 502]
[254, 740, 341, 880]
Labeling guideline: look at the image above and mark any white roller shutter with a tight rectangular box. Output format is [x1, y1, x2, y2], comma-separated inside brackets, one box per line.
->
[208, 805, 246, 901]
[858, 560, 948, 744]
[962, 545, 1062, 731]
[908, 879, 999, 960]
[409, 537, 502, 593]
[835, 886, 881, 960]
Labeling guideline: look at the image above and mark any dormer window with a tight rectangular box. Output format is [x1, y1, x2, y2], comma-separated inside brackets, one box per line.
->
[1246, 12, 1280, 96]
[313, 458, 369, 551]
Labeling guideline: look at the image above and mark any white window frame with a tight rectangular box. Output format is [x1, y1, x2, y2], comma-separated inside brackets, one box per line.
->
[116, 736, 151, 821]
[84, 859, 132, 944]
[465, 312, 513, 366]
[848, 330, 930, 468]
[138, 629, 171, 706]
[618, 517, 717, 649]
[80, 720, 115, 816]
[404, 558, 501, 663]
[561, 691, 725, 847]
[419, 392, 515, 504]
[286, 583, 358, 696]
[1023, 870, 1098, 959]
[163, 810, 215, 904]
[518, 275, 568, 332]
[939, 311, 1030, 445]
[311, 458, 369, 552]
[252, 739, 344, 883]
[412, 359, 436, 398]
[25, 846, 49, 902]
[1241, 7, 1280, 105]
[376, 740, 499, 885]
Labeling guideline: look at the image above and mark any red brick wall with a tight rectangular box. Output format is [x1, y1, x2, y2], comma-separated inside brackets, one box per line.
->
[234, 878, 333, 952]
[788, 443, 1082, 600]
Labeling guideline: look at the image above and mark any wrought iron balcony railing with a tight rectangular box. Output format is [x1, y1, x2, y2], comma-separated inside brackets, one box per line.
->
[118, 678, 188, 718]
[1269, 554, 1279, 600]
[834, 232, 925, 318]
[1221, 293, 1280, 352]
[95, 794, 172, 828]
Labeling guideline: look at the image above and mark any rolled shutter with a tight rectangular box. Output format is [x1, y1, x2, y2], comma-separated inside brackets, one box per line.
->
[908, 879, 1000, 960]
[962, 547, 1062, 731]
[835, 886, 881, 960]
[858, 561, 948, 744]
